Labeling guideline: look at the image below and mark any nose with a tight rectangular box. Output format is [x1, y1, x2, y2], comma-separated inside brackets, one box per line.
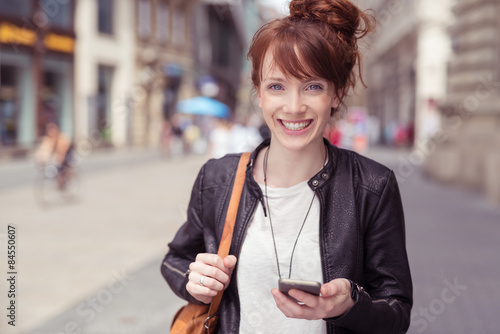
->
[283, 91, 306, 114]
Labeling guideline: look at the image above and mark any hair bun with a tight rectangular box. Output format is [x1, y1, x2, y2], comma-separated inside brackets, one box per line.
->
[289, 0, 373, 41]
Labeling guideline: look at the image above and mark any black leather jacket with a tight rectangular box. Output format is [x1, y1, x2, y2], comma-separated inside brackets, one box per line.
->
[162, 139, 412, 334]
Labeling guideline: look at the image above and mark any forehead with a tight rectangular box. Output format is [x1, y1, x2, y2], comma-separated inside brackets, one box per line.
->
[260, 45, 318, 82]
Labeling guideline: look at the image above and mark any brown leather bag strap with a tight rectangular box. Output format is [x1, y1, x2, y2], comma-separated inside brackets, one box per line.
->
[204, 152, 251, 332]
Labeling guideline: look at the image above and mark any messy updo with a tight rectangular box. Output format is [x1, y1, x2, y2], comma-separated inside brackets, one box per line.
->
[247, 0, 375, 113]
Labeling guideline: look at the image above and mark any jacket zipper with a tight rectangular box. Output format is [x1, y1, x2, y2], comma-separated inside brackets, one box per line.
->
[163, 260, 187, 277]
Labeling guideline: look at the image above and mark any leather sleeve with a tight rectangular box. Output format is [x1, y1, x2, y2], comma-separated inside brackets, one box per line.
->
[327, 170, 413, 333]
[160, 163, 208, 304]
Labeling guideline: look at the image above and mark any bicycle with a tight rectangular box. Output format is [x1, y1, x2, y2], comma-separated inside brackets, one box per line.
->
[34, 160, 81, 206]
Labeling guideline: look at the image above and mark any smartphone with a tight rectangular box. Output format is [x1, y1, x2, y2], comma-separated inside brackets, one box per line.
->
[278, 278, 321, 303]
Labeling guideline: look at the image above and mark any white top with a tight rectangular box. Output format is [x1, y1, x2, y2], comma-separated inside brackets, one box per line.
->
[237, 181, 326, 334]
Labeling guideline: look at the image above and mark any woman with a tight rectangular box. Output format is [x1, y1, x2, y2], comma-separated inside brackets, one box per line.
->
[161, 0, 412, 333]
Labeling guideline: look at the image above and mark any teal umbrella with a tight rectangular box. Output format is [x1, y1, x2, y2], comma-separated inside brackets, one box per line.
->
[177, 96, 230, 118]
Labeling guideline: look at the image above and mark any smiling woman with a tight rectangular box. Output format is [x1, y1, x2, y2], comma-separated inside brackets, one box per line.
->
[161, 1, 413, 333]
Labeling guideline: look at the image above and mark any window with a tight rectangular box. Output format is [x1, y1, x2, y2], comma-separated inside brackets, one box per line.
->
[138, 0, 152, 39]
[98, 0, 114, 34]
[39, 0, 73, 29]
[172, 8, 185, 47]
[156, 1, 169, 44]
[0, 66, 19, 146]
[0, 0, 32, 17]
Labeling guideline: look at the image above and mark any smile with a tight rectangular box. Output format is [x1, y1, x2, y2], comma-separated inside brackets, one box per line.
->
[281, 120, 311, 131]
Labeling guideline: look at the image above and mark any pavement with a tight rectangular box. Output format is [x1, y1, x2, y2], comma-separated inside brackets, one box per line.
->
[1, 146, 499, 334]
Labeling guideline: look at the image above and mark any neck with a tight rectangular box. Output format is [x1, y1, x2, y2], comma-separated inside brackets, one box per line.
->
[258, 139, 326, 188]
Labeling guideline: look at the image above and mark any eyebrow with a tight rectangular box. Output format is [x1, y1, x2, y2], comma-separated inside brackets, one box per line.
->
[261, 77, 286, 83]
[262, 76, 327, 84]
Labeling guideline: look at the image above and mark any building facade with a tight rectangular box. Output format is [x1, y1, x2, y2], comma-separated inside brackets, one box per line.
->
[424, 0, 500, 204]
[356, 0, 453, 146]
[193, 0, 247, 112]
[0, 0, 76, 157]
[74, 0, 136, 148]
[132, 0, 198, 147]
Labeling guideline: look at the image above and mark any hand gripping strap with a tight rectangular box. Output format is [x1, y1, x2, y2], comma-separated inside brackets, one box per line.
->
[205, 152, 250, 331]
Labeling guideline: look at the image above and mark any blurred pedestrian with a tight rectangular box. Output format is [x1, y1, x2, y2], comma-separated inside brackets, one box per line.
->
[228, 116, 263, 153]
[160, 118, 173, 158]
[35, 122, 75, 187]
[170, 114, 185, 158]
[161, 1, 412, 333]
[208, 117, 232, 159]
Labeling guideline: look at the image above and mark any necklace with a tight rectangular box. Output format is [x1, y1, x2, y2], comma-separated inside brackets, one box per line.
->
[262, 146, 327, 279]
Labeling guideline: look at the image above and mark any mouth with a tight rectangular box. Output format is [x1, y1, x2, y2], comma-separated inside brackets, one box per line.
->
[280, 120, 312, 131]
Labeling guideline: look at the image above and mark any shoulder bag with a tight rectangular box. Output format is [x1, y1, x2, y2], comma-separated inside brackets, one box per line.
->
[170, 152, 251, 334]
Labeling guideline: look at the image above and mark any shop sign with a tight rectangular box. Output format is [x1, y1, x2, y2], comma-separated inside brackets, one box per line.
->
[44, 33, 75, 53]
[0, 23, 36, 47]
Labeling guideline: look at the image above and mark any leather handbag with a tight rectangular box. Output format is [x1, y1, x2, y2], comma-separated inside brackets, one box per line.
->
[170, 152, 251, 334]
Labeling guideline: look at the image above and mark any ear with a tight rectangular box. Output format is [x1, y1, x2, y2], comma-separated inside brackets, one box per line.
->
[331, 96, 340, 109]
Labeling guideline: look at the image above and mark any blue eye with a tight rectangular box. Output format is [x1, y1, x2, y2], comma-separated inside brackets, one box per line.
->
[308, 84, 322, 91]
[269, 84, 283, 91]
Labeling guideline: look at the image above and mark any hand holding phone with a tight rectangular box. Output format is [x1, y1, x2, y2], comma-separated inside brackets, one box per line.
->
[278, 278, 321, 303]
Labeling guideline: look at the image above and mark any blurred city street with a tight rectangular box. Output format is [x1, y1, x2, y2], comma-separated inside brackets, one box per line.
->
[1, 0, 499, 333]
[1, 146, 499, 334]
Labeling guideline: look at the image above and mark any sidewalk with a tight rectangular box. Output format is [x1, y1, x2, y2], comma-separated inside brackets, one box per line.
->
[2, 146, 500, 334]
[0, 149, 207, 334]
[0, 146, 167, 191]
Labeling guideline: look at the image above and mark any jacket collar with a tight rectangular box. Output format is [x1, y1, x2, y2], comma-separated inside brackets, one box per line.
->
[245, 138, 338, 199]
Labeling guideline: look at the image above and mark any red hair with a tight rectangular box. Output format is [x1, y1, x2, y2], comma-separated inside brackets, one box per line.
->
[248, 0, 374, 111]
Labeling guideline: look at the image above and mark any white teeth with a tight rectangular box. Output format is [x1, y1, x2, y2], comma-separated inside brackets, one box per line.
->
[282, 121, 310, 131]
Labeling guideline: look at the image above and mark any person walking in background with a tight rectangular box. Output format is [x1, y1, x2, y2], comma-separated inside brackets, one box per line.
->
[35, 122, 75, 188]
[208, 117, 232, 159]
[227, 115, 263, 154]
[161, 0, 412, 333]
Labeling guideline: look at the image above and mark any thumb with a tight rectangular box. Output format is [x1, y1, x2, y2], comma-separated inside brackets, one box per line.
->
[223, 255, 237, 270]
[320, 281, 339, 297]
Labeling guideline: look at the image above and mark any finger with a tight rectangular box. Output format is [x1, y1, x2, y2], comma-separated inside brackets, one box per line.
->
[288, 289, 320, 308]
[186, 281, 216, 304]
[195, 253, 226, 271]
[189, 260, 231, 285]
[190, 272, 225, 292]
[271, 289, 308, 318]
[198, 253, 234, 278]
[320, 279, 346, 297]
[223, 256, 238, 283]
[223, 255, 237, 269]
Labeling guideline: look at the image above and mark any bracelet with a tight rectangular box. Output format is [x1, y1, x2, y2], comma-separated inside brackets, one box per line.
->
[349, 280, 368, 301]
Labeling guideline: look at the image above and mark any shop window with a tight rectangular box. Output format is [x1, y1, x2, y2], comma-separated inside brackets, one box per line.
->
[156, 1, 169, 44]
[97, 65, 114, 142]
[0, 0, 32, 17]
[98, 0, 114, 35]
[138, 0, 152, 39]
[0, 66, 19, 146]
[39, 0, 74, 29]
[172, 8, 185, 47]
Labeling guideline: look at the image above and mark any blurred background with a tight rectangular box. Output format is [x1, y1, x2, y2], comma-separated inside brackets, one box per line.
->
[0, 0, 499, 333]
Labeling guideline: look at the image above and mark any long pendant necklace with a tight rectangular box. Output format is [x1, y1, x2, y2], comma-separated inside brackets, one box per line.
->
[262, 146, 326, 279]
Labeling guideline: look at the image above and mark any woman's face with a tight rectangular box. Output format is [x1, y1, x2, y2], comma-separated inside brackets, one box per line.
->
[257, 49, 339, 153]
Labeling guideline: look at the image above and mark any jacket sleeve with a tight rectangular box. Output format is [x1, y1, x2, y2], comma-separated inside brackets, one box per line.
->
[160, 163, 208, 304]
[327, 170, 413, 333]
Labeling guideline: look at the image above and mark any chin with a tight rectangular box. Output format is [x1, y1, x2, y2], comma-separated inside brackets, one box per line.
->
[272, 134, 319, 152]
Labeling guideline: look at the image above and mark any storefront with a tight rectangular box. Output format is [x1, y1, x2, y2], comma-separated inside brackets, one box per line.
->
[0, 0, 75, 156]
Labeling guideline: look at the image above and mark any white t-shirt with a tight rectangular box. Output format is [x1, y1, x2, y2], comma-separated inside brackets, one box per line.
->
[237, 181, 326, 334]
